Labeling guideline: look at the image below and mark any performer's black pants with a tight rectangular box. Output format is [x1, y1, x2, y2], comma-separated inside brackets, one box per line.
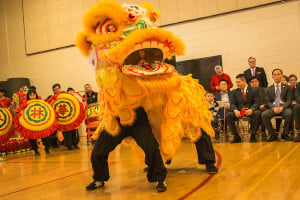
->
[29, 139, 38, 150]
[29, 138, 50, 149]
[91, 107, 167, 182]
[195, 130, 216, 164]
[63, 129, 78, 147]
[49, 131, 59, 148]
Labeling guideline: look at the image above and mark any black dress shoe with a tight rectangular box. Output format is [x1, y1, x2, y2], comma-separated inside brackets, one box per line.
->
[205, 163, 218, 174]
[231, 135, 242, 143]
[294, 134, 300, 142]
[73, 146, 80, 150]
[86, 181, 104, 191]
[267, 135, 278, 142]
[281, 135, 292, 141]
[165, 159, 172, 165]
[250, 135, 257, 143]
[67, 146, 73, 150]
[156, 181, 167, 193]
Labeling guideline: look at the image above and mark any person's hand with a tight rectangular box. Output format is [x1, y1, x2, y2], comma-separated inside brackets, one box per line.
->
[245, 109, 253, 116]
[273, 107, 281, 114]
[260, 104, 265, 109]
[225, 104, 230, 109]
[278, 107, 284, 113]
[234, 110, 241, 118]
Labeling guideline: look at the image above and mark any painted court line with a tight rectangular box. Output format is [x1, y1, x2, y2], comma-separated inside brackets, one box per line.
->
[238, 143, 299, 200]
[178, 150, 222, 200]
[178, 144, 270, 200]
[0, 161, 118, 198]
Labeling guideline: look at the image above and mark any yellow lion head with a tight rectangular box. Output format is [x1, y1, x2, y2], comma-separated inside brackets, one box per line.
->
[76, 0, 185, 76]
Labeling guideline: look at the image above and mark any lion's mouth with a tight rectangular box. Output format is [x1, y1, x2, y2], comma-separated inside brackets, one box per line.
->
[123, 48, 163, 71]
[121, 41, 175, 76]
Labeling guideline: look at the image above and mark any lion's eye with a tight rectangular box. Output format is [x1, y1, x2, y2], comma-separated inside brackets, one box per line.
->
[96, 19, 117, 34]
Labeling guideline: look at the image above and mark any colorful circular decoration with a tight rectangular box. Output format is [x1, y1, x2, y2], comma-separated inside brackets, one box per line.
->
[0, 107, 13, 143]
[48, 92, 85, 132]
[15, 100, 58, 139]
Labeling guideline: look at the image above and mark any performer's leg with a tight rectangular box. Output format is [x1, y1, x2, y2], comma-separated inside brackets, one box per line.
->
[194, 130, 218, 174]
[29, 139, 40, 156]
[71, 129, 80, 149]
[41, 137, 51, 154]
[63, 131, 73, 150]
[131, 107, 167, 192]
[87, 126, 128, 191]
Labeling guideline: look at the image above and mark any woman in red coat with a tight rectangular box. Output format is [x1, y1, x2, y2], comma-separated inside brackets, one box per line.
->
[210, 65, 233, 94]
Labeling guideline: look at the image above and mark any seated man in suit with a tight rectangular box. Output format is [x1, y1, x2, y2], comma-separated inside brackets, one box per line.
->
[244, 57, 268, 88]
[292, 82, 300, 142]
[226, 74, 260, 143]
[215, 79, 231, 133]
[250, 76, 267, 138]
[261, 69, 293, 142]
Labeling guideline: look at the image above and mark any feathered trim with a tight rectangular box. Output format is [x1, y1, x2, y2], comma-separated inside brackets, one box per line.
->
[108, 28, 185, 64]
[0, 127, 13, 143]
[76, 31, 91, 57]
[47, 91, 86, 132]
[14, 101, 58, 139]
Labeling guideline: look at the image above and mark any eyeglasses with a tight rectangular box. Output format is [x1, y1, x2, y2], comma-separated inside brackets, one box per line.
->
[249, 61, 256, 63]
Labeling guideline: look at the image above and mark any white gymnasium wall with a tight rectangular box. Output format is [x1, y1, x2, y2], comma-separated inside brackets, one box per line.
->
[0, 0, 299, 98]
[163, 0, 300, 85]
[0, 0, 10, 81]
[21, 0, 281, 54]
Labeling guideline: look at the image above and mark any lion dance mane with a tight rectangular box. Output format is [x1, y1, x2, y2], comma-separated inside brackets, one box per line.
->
[76, 0, 214, 159]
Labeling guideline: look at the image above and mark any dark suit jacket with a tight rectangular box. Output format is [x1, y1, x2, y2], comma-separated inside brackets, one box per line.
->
[229, 87, 259, 111]
[265, 84, 292, 109]
[294, 83, 300, 103]
[244, 67, 268, 88]
[257, 87, 266, 105]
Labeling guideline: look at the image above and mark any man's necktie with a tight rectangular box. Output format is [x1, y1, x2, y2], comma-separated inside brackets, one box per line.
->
[252, 69, 255, 76]
[274, 85, 281, 107]
[242, 89, 245, 99]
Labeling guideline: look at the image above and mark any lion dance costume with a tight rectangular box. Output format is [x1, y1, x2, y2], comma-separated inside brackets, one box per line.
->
[77, 0, 216, 192]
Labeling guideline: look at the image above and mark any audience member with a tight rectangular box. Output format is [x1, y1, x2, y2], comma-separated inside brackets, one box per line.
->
[261, 69, 293, 142]
[226, 74, 260, 143]
[293, 82, 300, 142]
[206, 91, 220, 139]
[250, 76, 267, 137]
[281, 75, 289, 85]
[84, 84, 98, 105]
[210, 65, 233, 94]
[0, 88, 11, 109]
[244, 57, 268, 87]
[215, 79, 230, 131]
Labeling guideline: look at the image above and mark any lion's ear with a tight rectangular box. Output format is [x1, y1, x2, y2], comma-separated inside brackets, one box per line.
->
[140, 2, 160, 22]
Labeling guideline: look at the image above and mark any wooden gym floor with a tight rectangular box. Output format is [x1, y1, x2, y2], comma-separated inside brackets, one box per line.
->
[0, 135, 299, 200]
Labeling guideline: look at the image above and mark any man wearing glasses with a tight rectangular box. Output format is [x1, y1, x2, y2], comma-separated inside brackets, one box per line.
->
[244, 57, 268, 88]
